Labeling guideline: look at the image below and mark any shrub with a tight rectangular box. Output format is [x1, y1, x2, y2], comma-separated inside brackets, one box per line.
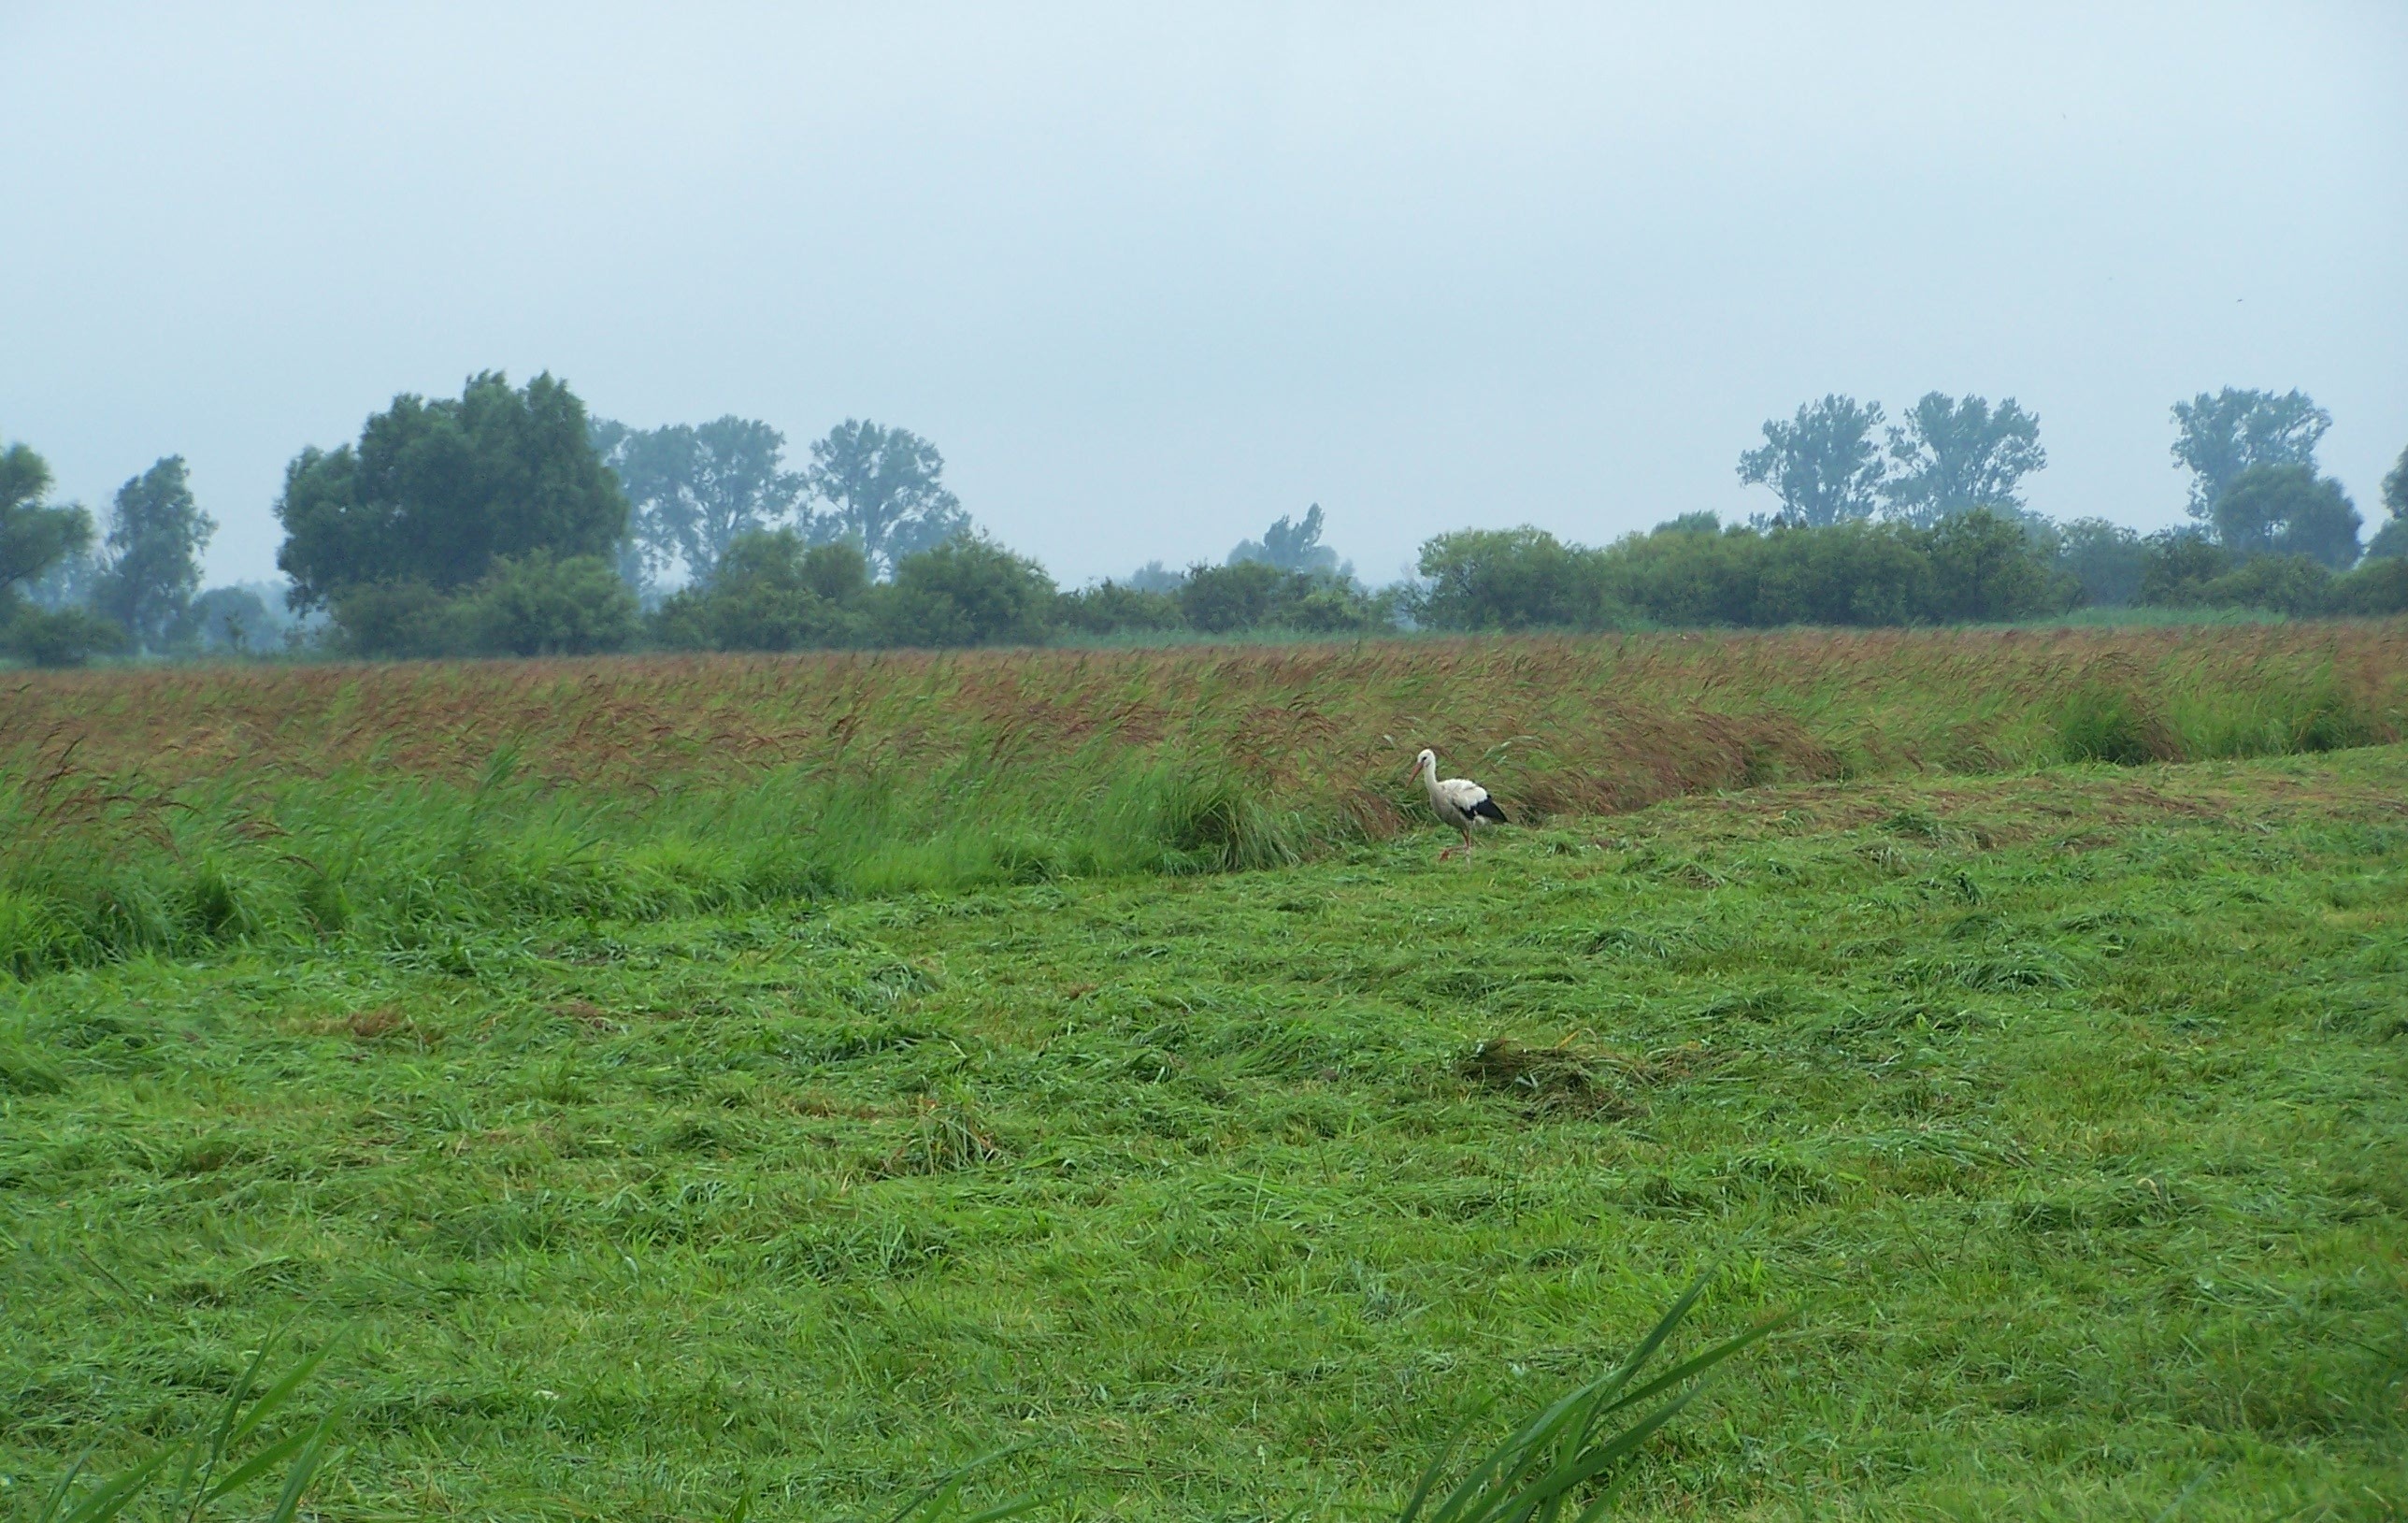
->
[653, 530, 870, 652]
[173, 585, 274, 654]
[877, 536, 1057, 647]
[1057, 579, 1186, 636]
[2138, 529, 2229, 606]
[2049, 517, 2148, 607]
[462, 553, 641, 655]
[1920, 509, 2078, 621]
[0, 602, 126, 667]
[2329, 554, 2408, 616]
[1175, 560, 1383, 635]
[2186, 553, 2332, 617]
[329, 580, 461, 658]
[1416, 511, 2070, 632]
[1414, 527, 1616, 630]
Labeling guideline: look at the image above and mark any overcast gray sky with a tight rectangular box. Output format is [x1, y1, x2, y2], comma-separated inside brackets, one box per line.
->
[6, 3, 2404, 588]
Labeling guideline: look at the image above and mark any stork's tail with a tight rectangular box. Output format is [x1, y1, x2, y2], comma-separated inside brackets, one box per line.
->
[1470, 797, 1508, 824]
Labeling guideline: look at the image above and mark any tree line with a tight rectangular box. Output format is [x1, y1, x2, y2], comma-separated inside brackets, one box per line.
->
[6, 376, 2404, 667]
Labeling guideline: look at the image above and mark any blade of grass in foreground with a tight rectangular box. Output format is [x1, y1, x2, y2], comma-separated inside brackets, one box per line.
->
[1401, 1275, 1792, 1523]
[29, 1329, 346, 1523]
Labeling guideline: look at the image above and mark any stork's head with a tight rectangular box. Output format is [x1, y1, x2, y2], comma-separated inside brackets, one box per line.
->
[1407, 748, 1437, 781]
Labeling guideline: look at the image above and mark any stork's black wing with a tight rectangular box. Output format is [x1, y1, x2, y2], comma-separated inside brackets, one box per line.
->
[1469, 795, 1508, 824]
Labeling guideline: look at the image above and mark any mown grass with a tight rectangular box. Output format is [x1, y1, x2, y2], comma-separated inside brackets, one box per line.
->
[6, 623, 2406, 977]
[4, 733, 2403, 1517]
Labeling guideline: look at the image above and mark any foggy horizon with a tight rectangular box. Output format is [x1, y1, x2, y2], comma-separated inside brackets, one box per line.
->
[6, 3, 2404, 590]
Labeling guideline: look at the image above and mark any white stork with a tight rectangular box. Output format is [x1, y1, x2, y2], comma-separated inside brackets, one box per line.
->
[1409, 748, 1508, 858]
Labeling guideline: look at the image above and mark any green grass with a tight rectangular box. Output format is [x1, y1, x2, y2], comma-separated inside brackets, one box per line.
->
[8, 625, 2406, 980]
[5, 743, 2403, 1518]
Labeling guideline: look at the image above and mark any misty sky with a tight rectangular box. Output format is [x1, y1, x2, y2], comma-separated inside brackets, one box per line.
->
[6, 3, 2405, 589]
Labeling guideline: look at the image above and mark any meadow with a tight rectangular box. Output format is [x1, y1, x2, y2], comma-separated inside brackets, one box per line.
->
[3, 623, 2405, 1518]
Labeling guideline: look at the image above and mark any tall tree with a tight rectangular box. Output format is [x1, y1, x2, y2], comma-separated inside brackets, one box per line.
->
[1881, 393, 2046, 526]
[1737, 395, 1887, 526]
[803, 420, 968, 577]
[277, 371, 627, 611]
[593, 415, 805, 585]
[93, 455, 216, 650]
[2170, 387, 2329, 523]
[1228, 503, 1342, 574]
[2211, 463, 2361, 570]
[1, 438, 94, 600]
[2368, 443, 2408, 560]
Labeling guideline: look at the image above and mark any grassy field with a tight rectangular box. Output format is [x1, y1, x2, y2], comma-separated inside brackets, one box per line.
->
[3, 626, 2405, 1518]
[6, 622, 2406, 978]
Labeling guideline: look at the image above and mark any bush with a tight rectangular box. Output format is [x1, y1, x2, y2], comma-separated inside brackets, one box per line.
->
[173, 585, 274, 654]
[329, 580, 458, 658]
[1, 602, 126, 666]
[2187, 554, 2332, 617]
[1414, 527, 1617, 630]
[2049, 518, 2148, 608]
[653, 531, 870, 652]
[876, 537, 1057, 647]
[1412, 511, 2071, 632]
[333, 554, 638, 658]
[1057, 579, 1186, 636]
[1921, 510, 2080, 621]
[2138, 529, 2229, 606]
[2329, 555, 2408, 616]
[463, 553, 641, 655]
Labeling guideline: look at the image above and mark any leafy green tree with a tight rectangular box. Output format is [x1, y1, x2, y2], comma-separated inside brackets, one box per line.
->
[1, 438, 94, 602]
[1177, 560, 1384, 634]
[1737, 395, 1888, 526]
[2047, 518, 2148, 607]
[2212, 463, 2360, 569]
[1, 437, 125, 666]
[1881, 394, 2046, 526]
[1918, 509, 2076, 621]
[1056, 580, 1185, 636]
[804, 420, 968, 577]
[2329, 553, 2408, 614]
[876, 537, 1055, 646]
[2171, 387, 2329, 522]
[1655, 511, 1722, 536]
[2366, 443, 2408, 560]
[176, 585, 273, 654]
[3, 605, 124, 666]
[462, 553, 641, 656]
[1229, 503, 1343, 574]
[1742, 520, 1933, 625]
[1412, 527, 1615, 630]
[2190, 554, 2333, 616]
[278, 371, 628, 612]
[593, 415, 804, 585]
[327, 581, 460, 658]
[2137, 529, 2230, 605]
[93, 455, 216, 651]
[652, 530, 871, 652]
